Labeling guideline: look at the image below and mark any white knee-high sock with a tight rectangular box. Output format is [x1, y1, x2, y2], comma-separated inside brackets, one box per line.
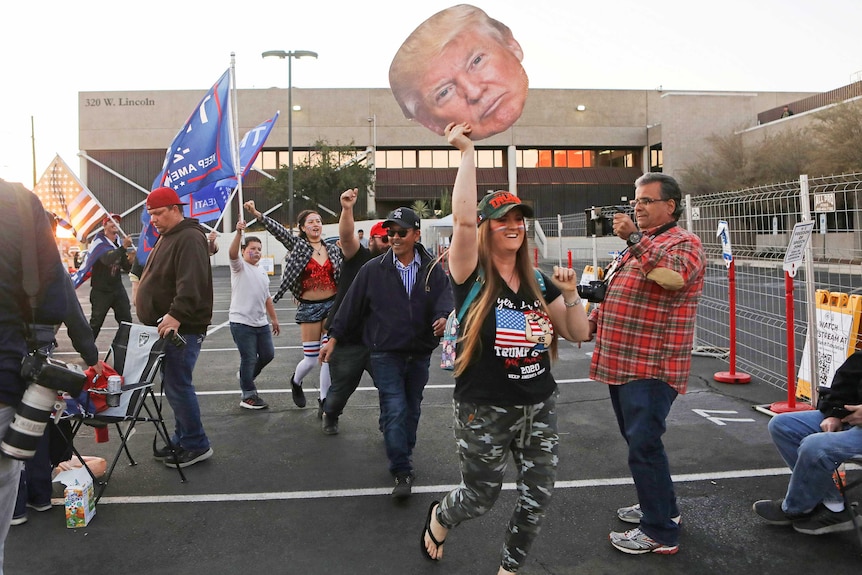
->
[294, 340, 321, 385]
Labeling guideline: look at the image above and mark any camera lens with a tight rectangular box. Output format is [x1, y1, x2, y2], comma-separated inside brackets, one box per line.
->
[1, 383, 59, 460]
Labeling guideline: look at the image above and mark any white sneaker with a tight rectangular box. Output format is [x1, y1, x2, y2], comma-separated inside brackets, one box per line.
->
[616, 503, 681, 525]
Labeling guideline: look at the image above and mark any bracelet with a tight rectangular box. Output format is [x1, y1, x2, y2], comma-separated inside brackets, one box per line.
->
[564, 297, 582, 308]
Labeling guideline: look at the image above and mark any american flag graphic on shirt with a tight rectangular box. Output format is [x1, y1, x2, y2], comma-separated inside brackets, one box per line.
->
[494, 308, 548, 348]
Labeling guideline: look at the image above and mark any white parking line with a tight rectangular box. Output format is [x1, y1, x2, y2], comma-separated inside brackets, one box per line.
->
[91, 467, 792, 506]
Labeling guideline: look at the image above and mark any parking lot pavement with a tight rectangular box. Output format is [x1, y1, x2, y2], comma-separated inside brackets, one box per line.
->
[6, 269, 862, 574]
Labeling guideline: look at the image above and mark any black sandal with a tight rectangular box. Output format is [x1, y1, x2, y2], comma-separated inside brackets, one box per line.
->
[420, 501, 446, 561]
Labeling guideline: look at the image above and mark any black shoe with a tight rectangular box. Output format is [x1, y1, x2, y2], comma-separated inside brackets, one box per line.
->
[290, 373, 306, 408]
[322, 413, 339, 435]
[164, 446, 214, 468]
[793, 503, 860, 535]
[752, 498, 809, 525]
[392, 472, 414, 500]
[153, 442, 178, 461]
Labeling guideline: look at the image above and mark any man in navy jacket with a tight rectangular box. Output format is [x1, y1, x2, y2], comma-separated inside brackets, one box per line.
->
[327, 207, 453, 500]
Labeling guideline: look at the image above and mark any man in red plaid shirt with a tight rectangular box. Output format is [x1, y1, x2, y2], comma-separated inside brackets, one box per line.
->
[588, 172, 705, 556]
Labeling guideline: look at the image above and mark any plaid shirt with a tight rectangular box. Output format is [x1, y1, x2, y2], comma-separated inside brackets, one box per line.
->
[589, 224, 705, 393]
[262, 215, 343, 303]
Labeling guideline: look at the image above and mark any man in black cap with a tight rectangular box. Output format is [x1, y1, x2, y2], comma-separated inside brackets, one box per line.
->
[327, 206, 453, 500]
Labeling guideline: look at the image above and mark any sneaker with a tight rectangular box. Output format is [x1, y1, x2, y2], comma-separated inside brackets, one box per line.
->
[391, 472, 414, 500]
[617, 503, 681, 525]
[163, 446, 214, 468]
[240, 395, 269, 410]
[792, 503, 860, 535]
[27, 502, 52, 512]
[609, 527, 679, 555]
[10, 514, 27, 526]
[322, 413, 339, 435]
[153, 442, 178, 460]
[290, 373, 306, 408]
[752, 498, 807, 525]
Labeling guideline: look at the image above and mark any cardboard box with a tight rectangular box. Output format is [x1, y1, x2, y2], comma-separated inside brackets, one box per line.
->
[54, 467, 96, 528]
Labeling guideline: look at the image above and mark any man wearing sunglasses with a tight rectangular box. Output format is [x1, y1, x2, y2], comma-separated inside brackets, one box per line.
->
[319, 189, 390, 434]
[326, 206, 453, 500]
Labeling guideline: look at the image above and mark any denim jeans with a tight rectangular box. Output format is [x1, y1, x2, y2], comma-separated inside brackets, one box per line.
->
[323, 342, 371, 417]
[162, 334, 210, 451]
[14, 429, 52, 518]
[768, 409, 862, 514]
[370, 352, 430, 475]
[609, 378, 680, 546]
[1, 405, 24, 573]
[229, 323, 274, 398]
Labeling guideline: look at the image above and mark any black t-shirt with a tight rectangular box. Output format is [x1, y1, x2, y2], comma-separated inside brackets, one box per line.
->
[452, 268, 561, 405]
[324, 245, 373, 342]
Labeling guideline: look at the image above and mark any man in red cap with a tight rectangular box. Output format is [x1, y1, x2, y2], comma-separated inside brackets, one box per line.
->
[85, 212, 133, 339]
[136, 187, 215, 468]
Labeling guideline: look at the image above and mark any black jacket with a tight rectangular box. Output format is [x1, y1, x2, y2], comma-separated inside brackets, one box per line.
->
[329, 243, 453, 354]
[818, 351, 862, 419]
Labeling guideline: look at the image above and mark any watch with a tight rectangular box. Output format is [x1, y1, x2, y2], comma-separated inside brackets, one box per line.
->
[626, 232, 643, 246]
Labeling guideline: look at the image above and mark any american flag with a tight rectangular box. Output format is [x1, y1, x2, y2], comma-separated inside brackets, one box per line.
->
[33, 155, 105, 241]
[494, 308, 547, 348]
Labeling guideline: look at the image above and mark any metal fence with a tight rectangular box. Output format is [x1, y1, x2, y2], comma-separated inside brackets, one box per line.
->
[535, 172, 862, 394]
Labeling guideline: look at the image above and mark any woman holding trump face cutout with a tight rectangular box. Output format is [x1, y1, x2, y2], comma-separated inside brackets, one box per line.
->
[389, 4, 528, 141]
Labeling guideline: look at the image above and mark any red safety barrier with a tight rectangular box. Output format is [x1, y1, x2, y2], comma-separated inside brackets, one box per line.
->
[567, 250, 572, 268]
[770, 270, 814, 413]
[714, 260, 751, 384]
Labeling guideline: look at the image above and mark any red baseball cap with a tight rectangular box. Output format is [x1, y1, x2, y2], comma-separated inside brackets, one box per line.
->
[102, 213, 121, 225]
[147, 187, 188, 210]
[369, 221, 387, 238]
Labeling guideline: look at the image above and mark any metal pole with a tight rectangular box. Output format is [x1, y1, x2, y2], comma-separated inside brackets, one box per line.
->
[288, 55, 294, 231]
[800, 174, 819, 406]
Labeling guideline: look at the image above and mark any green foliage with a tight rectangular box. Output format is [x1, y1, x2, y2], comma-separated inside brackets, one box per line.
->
[411, 200, 432, 218]
[680, 100, 862, 193]
[438, 188, 452, 217]
[262, 140, 373, 224]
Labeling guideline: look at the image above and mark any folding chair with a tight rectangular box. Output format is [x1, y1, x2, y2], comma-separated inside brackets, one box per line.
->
[64, 322, 186, 502]
[835, 455, 862, 551]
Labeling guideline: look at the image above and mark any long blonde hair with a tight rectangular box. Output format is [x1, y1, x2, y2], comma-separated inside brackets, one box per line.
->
[453, 220, 558, 376]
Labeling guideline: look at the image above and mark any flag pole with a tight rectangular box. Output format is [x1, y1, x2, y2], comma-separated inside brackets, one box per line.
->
[229, 53, 243, 236]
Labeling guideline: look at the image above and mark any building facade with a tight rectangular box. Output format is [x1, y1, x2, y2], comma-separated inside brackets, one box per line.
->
[78, 86, 815, 232]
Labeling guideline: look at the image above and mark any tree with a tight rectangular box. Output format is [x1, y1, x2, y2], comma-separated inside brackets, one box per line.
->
[808, 101, 862, 175]
[262, 140, 373, 223]
[411, 200, 432, 218]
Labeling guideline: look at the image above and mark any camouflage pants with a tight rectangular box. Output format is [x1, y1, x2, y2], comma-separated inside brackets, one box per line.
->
[438, 395, 558, 573]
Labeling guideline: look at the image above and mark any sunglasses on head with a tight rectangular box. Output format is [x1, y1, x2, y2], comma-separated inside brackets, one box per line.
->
[386, 229, 410, 238]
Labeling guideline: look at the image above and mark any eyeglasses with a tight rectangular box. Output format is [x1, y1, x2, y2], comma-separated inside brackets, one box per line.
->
[630, 197, 670, 207]
[373, 235, 389, 243]
[386, 229, 410, 238]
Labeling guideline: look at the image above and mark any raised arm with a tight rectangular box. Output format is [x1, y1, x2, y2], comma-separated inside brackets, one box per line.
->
[229, 220, 245, 261]
[445, 122, 479, 284]
[338, 188, 360, 260]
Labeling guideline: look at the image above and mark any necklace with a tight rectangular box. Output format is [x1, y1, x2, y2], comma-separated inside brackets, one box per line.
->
[309, 241, 324, 256]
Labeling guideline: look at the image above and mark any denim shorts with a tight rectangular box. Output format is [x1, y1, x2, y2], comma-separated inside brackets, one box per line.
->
[295, 298, 334, 324]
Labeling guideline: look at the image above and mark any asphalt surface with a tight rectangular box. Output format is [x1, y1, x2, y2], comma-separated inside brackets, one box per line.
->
[6, 267, 862, 575]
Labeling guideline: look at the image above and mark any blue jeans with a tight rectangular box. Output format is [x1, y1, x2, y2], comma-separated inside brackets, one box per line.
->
[1, 405, 24, 572]
[162, 334, 210, 452]
[609, 379, 680, 546]
[229, 323, 274, 398]
[370, 352, 430, 475]
[14, 430, 52, 518]
[768, 409, 862, 515]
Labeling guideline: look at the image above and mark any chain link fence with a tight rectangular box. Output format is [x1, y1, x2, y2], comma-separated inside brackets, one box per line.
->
[535, 172, 862, 393]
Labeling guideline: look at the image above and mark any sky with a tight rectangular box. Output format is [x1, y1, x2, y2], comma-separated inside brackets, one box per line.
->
[2, 0, 860, 188]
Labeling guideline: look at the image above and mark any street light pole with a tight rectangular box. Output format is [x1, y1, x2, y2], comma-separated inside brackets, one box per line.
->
[262, 49, 318, 230]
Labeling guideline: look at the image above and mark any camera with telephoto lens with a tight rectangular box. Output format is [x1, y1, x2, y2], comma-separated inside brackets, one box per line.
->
[577, 280, 608, 303]
[0, 349, 87, 460]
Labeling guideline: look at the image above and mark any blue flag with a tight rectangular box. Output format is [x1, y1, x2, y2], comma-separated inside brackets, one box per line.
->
[151, 69, 236, 193]
[135, 213, 161, 266]
[183, 112, 280, 224]
[71, 233, 115, 288]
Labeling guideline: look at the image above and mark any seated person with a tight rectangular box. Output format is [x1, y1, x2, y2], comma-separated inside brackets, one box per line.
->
[753, 351, 862, 534]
